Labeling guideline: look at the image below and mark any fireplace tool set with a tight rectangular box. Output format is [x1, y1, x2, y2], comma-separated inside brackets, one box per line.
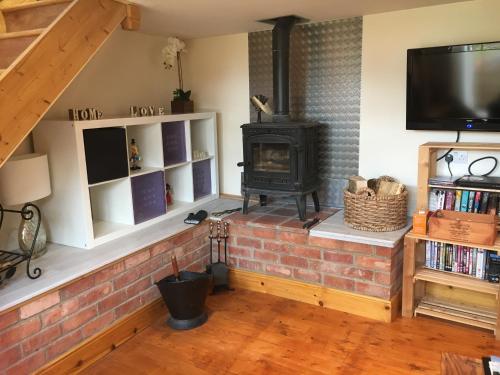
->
[206, 220, 231, 293]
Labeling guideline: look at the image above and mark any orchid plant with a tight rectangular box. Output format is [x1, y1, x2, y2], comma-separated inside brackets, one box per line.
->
[162, 37, 191, 101]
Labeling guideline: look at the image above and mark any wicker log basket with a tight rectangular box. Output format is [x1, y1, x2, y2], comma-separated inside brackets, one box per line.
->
[344, 176, 408, 232]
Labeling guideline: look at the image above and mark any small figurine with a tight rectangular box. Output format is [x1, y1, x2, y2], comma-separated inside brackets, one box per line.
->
[166, 183, 173, 205]
[129, 138, 141, 170]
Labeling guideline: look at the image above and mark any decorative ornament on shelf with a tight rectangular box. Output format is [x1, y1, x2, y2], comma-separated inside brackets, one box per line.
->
[68, 108, 103, 121]
[162, 37, 193, 114]
[192, 149, 209, 161]
[129, 138, 141, 170]
[166, 183, 173, 205]
[130, 105, 167, 117]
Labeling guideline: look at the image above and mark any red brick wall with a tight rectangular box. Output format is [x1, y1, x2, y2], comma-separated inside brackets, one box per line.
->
[0, 224, 209, 375]
[226, 216, 403, 300]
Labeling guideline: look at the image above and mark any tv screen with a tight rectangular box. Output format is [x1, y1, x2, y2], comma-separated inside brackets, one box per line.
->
[407, 41, 500, 131]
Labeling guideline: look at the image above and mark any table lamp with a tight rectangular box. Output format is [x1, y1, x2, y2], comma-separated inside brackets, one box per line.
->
[0, 153, 52, 258]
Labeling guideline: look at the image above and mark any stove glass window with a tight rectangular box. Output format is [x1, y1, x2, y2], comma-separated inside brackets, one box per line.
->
[252, 143, 290, 173]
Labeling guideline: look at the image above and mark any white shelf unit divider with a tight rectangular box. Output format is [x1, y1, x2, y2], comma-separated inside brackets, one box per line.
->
[190, 117, 219, 200]
[164, 163, 194, 206]
[33, 112, 219, 249]
[126, 123, 164, 170]
[90, 178, 134, 239]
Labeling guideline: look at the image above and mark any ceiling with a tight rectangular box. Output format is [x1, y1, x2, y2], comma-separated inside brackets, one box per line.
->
[133, 0, 470, 39]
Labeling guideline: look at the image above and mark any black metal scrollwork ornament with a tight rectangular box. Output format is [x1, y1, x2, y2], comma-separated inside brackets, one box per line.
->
[0, 202, 43, 284]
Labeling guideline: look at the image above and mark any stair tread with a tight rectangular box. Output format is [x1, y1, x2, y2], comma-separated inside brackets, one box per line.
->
[0, 28, 44, 40]
[0, 0, 71, 12]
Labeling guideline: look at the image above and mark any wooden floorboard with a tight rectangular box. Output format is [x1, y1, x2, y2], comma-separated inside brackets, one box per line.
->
[82, 289, 500, 374]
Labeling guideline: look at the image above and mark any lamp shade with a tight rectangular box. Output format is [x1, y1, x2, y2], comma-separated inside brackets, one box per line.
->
[0, 153, 51, 206]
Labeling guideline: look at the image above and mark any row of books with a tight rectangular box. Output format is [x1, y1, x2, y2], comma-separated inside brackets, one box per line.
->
[425, 241, 500, 282]
[428, 188, 500, 214]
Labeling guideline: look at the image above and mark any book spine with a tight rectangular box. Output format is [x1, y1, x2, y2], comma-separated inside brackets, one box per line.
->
[461, 191, 470, 212]
[444, 191, 453, 210]
[472, 248, 477, 277]
[459, 246, 463, 274]
[454, 190, 462, 211]
[444, 244, 450, 271]
[437, 190, 446, 210]
[485, 251, 491, 280]
[453, 245, 457, 272]
[447, 245, 452, 271]
[480, 192, 490, 214]
[464, 247, 468, 275]
[473, 192, 482, 213]
[432, 242, 437, 269]
[482, 251, 488, 280]
[458, 246, 463, 273]
[429, 190, 439, 211]
[436, 242, 441, 270]
[439, 242, 446, 271]
[469, 249, 473, 275]
[425, 241, 431, 267]
[476, 250, 484, 279]
[468, 191, 475, 212]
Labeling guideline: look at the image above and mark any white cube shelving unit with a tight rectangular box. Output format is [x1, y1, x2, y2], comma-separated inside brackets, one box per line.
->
[33, 112, 219, 249]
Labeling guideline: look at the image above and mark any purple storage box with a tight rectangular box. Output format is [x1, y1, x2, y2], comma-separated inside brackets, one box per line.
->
[131, 171, 166, 224]
[162, 121, 186, 166]
[193, 159, 212, 200]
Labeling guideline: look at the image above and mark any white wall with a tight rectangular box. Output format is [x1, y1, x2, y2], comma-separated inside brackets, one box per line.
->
[0, 29, 178, 250]
[45, 29, 178, 119]
[359, 0, 500, 213]
[184, 33, 250, 196]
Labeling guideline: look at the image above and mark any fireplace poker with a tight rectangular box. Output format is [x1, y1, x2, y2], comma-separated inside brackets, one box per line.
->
[216, 221, 221, 263]
[223, 221, 228, 265]
[208, 222, 214, 264]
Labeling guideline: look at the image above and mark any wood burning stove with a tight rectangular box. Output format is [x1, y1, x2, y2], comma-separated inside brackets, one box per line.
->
[238, 15, 320, 221]
[239, 122, 320, 220]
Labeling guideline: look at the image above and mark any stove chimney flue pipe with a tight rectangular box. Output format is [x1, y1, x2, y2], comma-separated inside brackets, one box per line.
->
[271, 16, 298, 122]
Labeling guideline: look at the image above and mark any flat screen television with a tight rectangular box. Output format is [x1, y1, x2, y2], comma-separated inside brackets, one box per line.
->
[406, 41, 500, 131]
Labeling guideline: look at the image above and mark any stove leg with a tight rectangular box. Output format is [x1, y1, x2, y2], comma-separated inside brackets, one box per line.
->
[312, 191, 320, 212]
[243, 192, 250, 214]
[259, 195, 267, 207]
[296, 194, 307, 221]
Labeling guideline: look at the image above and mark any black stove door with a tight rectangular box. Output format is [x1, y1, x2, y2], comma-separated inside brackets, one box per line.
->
[243, 133, 298, 191]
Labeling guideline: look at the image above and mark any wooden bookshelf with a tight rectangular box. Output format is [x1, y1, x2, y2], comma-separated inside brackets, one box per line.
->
[415, 297, 496, 332]
[406, 231, 500, 253]
[404, 142, 500, 339]
[417, 142, 500, 211]
[414, 267, 499, 296]
[428, 184, 500, 194]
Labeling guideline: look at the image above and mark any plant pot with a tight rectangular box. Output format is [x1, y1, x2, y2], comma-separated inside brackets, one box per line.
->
[171, 100, 194, 114]
[155, 270, 210, 330]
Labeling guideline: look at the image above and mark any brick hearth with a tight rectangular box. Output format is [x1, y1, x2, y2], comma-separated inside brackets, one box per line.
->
[225, 205, 403, 300]
[0, 224, 209, 374]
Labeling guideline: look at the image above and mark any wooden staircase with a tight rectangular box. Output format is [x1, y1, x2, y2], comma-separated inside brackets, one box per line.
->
[0, 0, 140, 166]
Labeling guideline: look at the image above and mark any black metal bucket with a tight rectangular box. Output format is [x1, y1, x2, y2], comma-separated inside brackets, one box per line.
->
[155, 271, 210, 330]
